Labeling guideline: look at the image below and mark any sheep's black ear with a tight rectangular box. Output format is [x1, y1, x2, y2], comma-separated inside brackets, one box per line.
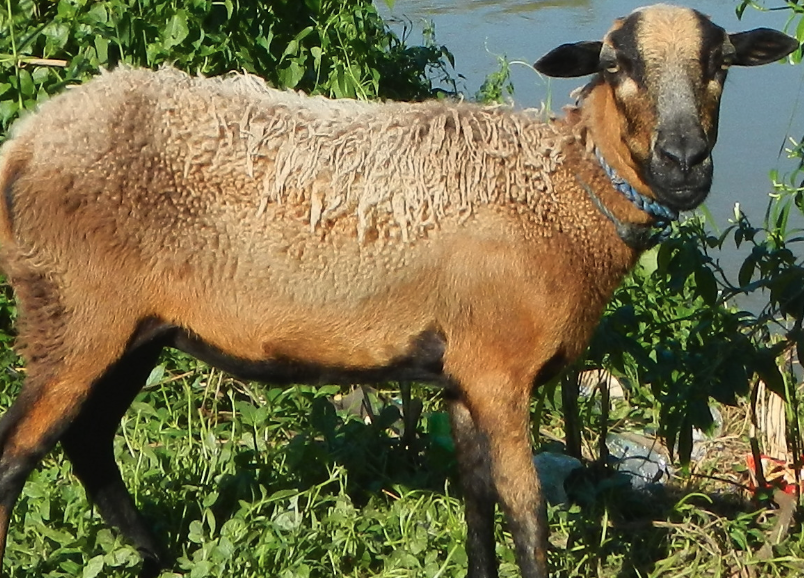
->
[534, 41, 602, 78]
[729, 28, 799, 66]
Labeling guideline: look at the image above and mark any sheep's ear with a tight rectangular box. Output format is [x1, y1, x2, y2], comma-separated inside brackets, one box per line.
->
[729, 28, 799, 66]
[534, 41, 602, 78]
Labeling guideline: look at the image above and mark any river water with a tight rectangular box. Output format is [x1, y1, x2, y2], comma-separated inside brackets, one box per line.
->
[380, 1, 804, 256]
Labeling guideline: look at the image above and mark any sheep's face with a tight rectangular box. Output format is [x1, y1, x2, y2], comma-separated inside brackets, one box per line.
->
[601, 6, 728, 210]
[535, 4, 799, 212]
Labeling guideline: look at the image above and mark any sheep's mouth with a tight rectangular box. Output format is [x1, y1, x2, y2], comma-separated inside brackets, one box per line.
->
[645, 156, 713, 212]
[651, 183, 711, 212]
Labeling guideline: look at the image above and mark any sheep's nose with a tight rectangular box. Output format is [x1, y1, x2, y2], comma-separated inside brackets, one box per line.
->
[655, 131, 709, 173]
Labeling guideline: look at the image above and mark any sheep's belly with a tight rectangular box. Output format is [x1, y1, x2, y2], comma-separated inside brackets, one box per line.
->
[169, 326, 448, 387]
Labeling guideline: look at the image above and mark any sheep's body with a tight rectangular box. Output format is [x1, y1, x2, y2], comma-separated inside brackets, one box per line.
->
[0, 66, 637, 578]
[0, 67, 630, 379]
[0, 6, 797, 578]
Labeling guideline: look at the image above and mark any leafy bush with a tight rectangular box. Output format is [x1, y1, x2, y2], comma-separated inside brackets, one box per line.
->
[555, 2, 804, 465]
[584, 220, 755, 459]
[0, 0, 455, 135]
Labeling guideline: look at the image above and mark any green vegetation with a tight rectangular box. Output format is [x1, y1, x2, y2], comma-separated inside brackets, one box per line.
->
[1, 1, 804, 577]
[0, 0, 455, 134]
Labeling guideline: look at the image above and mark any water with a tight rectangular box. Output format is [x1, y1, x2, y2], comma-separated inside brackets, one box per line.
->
[380, 1, 804, 281]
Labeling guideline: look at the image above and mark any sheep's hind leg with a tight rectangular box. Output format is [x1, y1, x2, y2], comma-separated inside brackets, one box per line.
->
[0, 300, 143, 573]
[60, 338, 166, 578]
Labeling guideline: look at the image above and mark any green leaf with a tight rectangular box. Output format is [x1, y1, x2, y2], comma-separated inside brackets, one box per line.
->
[310, 45, 322, 65]
[95, 36, 109, 65]
[43, 22, 70, 52]
[268, 489, 299, 502]
[0, 97, 17, 122]
[163, 10, 190, 49]
[82, 556, 105, 578]
[18, 69, 34, 97]
[86, 3, 108, 25]
[730, 526, 749, 550]
[797, 14, 804, 44]
[279, 60, 304, 88]
[31, 67, 49, 84]
[294, 25, 315, 44]
[638, 248, 659, 276]
[754, 352, 786, 398]
[188, 520, 205, 544]
[204, 508, 217, 535]
[775, 197, 792, 236]
[738, 256, 755, 288]
[256, 35, 273, 54]
[146, 364, 165, 387]
[190, 560, 213, 578]
[694, 267, 718, 306]
[281, 40, 299, 61]
[57, 0, 75, 18]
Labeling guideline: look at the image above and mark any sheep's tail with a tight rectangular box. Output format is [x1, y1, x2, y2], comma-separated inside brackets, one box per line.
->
[0, 139, 24, 247]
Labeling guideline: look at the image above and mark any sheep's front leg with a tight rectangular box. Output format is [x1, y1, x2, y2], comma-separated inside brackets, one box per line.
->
[447, 395, 498, 578]
[451, 371, 548, 578]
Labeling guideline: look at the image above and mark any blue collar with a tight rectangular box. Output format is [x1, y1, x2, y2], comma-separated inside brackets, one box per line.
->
[577, 149, 679, 250]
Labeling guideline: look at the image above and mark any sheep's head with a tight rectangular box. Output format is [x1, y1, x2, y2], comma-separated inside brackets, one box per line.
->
[535, 4, 799, 211]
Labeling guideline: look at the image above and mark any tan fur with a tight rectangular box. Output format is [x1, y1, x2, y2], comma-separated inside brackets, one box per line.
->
[0, 66, 638, 375]
[0, 65, 636, 576]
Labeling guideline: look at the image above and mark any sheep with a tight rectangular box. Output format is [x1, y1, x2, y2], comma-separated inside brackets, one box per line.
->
[0, 4, 797, 578]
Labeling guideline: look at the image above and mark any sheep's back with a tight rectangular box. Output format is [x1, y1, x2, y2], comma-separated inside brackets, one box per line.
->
[0, 67, 592, 309]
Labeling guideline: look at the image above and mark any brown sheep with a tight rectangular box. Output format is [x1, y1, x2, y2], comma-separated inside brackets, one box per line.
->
[0, 4, 797, 577]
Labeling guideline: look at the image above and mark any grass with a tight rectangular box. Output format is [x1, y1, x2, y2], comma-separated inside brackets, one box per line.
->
[0, 352, 803, 578]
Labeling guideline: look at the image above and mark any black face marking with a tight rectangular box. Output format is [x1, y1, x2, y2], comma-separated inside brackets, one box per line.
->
[694, 11, 731, 83]
[607, 12, 645, 86]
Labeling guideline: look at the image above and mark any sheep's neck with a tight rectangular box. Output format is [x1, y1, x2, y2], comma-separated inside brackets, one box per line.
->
[579, 151, 677, 250]
[570, 81, 679, 250]
[576, 80, 653, 198]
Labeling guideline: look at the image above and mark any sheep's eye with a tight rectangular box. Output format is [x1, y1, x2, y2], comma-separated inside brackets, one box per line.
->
[601, 58, 619, 74]
[713, 49, 733, 74]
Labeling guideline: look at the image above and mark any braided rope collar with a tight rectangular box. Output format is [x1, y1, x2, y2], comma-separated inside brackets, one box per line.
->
[576, 149, 679, 251]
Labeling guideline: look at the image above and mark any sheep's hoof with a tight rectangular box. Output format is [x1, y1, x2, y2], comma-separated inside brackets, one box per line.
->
[137, 554, 166, 578]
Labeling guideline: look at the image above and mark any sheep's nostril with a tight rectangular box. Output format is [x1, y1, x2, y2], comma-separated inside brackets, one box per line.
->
[655, 133, 709, 173]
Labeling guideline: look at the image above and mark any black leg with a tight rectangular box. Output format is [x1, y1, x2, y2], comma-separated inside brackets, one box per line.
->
[60, 340, 166, 577]
[447, 396, 499, 578]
